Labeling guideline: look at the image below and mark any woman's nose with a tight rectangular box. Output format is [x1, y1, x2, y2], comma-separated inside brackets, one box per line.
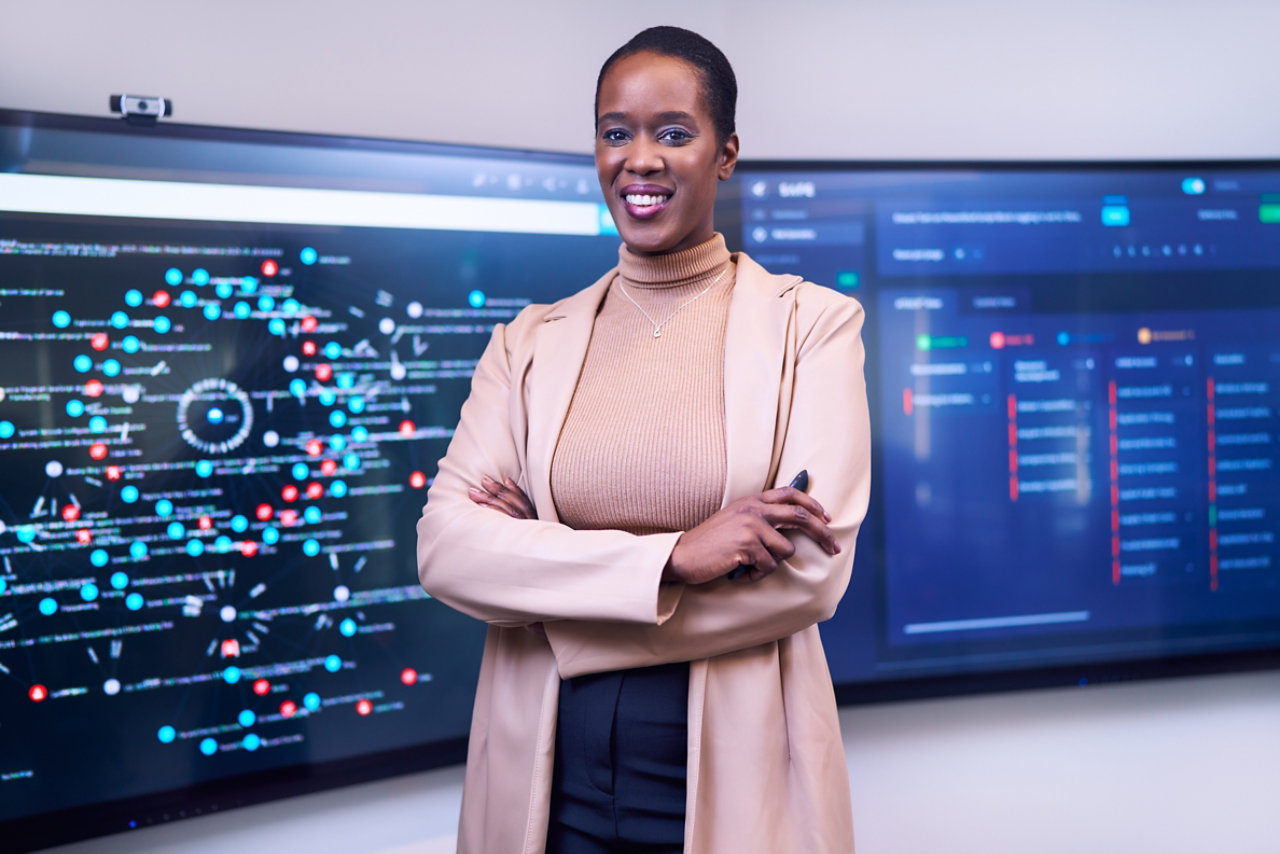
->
[625, 138, 664, 175]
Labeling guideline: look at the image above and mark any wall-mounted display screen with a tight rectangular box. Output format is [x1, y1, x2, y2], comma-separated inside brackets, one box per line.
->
[721, 162, 1280, 700]
[0, 109, 621, 850]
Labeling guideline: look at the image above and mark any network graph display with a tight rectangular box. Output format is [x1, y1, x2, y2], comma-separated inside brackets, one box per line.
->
[0, 112, 620, 846]
[734, 164, 1280, 693]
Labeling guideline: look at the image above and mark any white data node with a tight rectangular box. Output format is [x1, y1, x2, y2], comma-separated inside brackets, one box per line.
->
[45, 461, 64, 478]
[220, 605, 237, 623]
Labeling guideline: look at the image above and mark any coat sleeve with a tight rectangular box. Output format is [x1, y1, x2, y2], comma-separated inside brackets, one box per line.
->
[544, 291, 872, 678]
[415, 308, 683, 629]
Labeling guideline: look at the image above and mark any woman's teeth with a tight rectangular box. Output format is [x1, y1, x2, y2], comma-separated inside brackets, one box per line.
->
[625, 193, 670, 207]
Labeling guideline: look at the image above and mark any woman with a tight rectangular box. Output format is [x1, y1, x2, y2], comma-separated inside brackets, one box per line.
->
[417, 26, 870, 854]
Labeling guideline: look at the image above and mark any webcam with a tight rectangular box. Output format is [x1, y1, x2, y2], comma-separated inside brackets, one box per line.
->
[109, 94, 173, 125]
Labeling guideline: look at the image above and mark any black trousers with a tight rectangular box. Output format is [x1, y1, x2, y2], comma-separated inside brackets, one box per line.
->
[547, 661, 690, 854]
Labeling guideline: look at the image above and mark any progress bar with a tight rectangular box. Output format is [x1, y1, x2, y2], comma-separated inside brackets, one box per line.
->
[904, 610, 1091, 635]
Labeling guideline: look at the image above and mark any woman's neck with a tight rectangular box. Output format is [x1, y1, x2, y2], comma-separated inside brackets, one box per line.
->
[617, 233, 731, 290]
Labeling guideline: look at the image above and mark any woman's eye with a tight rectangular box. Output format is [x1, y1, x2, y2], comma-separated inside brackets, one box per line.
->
[601, 129, 629, 144]
[659, 129, 693, 144]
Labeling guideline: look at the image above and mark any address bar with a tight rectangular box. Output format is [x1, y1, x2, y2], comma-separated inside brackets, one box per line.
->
[0, 172, 614, 237]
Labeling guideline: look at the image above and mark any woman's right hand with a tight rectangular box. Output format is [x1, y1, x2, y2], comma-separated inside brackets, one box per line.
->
[467, 475, 535, 519]
[664, 485, 841, 586]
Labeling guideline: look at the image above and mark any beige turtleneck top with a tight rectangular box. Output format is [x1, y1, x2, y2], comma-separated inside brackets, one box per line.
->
[550, 234, 735, 536]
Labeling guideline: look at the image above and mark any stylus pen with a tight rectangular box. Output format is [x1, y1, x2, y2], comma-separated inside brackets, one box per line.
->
[726, 469, 810, 580]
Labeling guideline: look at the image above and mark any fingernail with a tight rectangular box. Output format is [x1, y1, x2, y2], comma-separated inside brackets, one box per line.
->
[468, 487, 484, 496]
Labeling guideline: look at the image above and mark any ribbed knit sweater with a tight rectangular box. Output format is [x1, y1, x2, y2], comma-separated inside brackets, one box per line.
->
[551, 234, 735, 536]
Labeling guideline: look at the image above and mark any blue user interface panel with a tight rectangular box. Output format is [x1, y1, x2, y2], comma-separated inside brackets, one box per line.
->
[0, 111, 620, 845]
[734, 165, 1280, 690]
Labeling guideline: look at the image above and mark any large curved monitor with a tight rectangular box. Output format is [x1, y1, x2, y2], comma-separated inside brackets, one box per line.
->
[721, 161, 1280, 701]
[0, 109, 620, 850]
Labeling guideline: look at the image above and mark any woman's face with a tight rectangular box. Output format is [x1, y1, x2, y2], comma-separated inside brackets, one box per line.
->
[595, 51, 739, 256]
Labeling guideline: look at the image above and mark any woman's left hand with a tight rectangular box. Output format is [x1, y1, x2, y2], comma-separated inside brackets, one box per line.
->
[468, 475, 535, 520]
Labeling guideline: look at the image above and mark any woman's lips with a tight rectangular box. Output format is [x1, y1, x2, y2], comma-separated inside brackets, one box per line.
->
[621, 189, 672, 219]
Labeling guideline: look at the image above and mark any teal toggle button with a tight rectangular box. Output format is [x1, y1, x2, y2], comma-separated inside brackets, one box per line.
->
[1101, 206, 1130, 227]
[598, 205, 618, 235]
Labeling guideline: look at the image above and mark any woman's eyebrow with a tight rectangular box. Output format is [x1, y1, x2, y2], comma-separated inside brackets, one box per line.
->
[596, 111, 700, 127]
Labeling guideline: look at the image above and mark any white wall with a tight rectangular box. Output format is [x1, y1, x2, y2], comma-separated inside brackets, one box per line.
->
[9, 2, 1280, 852]
[3, 0, 1278, 160]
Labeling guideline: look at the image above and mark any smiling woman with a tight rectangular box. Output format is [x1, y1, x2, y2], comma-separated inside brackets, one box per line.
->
[417, 26, 872, 854]
[594, 49, 738, 256]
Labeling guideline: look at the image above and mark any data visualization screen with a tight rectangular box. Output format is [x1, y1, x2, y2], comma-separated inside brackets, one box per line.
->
[728, 164, 1280, 694]
[0, 111, 620, 847]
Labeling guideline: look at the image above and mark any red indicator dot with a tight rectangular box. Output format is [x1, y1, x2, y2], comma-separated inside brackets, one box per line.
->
[261, 259, 279, 277]
[355, 699, 372, 716]
[301, 340, 317, 357]
[300, 315, 318, 333]
[305, 482, 324, 500]
[198, 515, 213, 530]
[89, 442, 108, 460]
[29, 684, 48, 702]
[76, 528, 93, 544]
[305, 439, 323, 457]
[90, 332, 109, 351]
[153, 290, 172, 307]
[221, 638, 240, 658]
[253, 678, 271, 696]
[409, 471, 426, 489]
[280, 700, 297, 718]
[84, 379, 105, 397]
[281, 485, 299, 503]
[400, 668, 418, 686]
[62, 504, 81, 522]
[315, 364, 332, 382]
[989, 331, 1005, 349]
[240, 540, 259, 557]
[399, 420, 415, 436]
[105, 465, 121, 480]
[255, 503, 274, 521]
[320, 459, 338, 476]
[279, 509, 299, 527]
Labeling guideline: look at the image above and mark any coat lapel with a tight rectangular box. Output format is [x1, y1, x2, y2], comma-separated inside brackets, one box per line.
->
[525, 269, 614, 522]
[721, 253, 802, 502]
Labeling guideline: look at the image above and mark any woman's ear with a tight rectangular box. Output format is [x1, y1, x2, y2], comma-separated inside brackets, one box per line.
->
[718, 132, 740, 181]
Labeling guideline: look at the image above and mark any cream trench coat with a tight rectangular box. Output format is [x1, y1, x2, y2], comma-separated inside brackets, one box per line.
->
[417, 251, 870, 854]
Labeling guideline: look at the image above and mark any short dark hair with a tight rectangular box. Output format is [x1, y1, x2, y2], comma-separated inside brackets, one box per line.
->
[595, 26, 737, 145]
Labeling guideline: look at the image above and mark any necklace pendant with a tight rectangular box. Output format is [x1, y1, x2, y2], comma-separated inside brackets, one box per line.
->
[653, 328, 662, 339]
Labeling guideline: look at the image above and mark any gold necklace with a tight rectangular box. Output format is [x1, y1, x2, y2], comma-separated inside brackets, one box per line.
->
[616, 265, 729, 339]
